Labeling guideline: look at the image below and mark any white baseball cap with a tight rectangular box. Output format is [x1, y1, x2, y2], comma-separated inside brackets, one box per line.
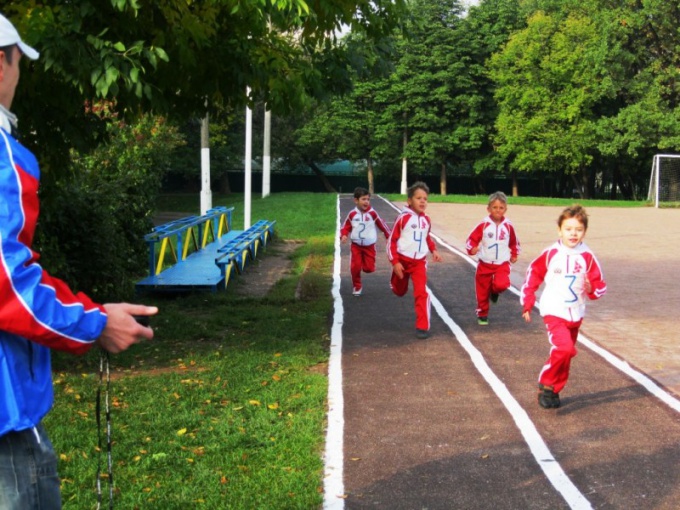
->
[0, 13, 39, 60]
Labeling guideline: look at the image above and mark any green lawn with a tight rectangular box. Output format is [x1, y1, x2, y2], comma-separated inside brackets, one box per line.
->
[47, 192, 336, 509]
[382, 192, 650, 208]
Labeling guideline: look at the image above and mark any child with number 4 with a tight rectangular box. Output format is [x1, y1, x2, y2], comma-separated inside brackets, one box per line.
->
[340, 187, 391, 296]
[388, 182, 442, 339]
[466, 191, 520, 325]
[520, 205, 606, 409]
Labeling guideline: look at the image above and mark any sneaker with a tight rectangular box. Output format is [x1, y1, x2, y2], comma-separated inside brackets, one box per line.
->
[490, 293, 499, 304]
[538, 384, 561, 409]
[416, 329, 430, 339]
[352, 287, 362, 297]
[477, 316, 489, 326]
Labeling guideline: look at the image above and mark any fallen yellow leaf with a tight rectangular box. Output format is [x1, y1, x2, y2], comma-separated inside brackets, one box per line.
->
[177, 428, 187, 436]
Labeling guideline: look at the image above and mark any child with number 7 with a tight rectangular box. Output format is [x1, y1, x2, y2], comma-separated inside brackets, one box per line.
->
[520, 205, 607, 409]
[388, 181, 442, 339]
[466, 191, 521, 325]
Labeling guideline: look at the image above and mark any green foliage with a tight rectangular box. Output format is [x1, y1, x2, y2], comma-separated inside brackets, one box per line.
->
[35, 111, 185, 301]
[5, 0, 407, 175]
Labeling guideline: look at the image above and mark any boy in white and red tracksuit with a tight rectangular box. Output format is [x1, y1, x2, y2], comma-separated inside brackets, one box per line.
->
[340, 187, 391, 296]
[466, 191, 520, 325]
[388, 181, 442, 339]
[520, 204, 606, 409]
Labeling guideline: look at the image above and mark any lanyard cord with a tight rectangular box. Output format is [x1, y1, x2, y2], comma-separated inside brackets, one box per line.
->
[96, 351, 114, 509]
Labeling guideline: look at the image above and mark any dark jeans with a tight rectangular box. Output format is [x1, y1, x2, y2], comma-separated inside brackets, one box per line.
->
[0, 424, 61, 510]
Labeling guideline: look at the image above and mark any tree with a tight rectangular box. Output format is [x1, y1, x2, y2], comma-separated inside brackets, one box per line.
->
[6, 0, 408, 173]
[380, 0, 486, 195]
[489, 9, 617, 197]
[462, 0, 524, 195]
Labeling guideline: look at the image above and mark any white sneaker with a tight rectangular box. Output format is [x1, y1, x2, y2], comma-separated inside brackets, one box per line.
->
[352, 287, 362, 296]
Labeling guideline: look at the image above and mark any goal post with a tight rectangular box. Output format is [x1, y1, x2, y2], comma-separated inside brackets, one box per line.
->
[648, 154, 680, 207]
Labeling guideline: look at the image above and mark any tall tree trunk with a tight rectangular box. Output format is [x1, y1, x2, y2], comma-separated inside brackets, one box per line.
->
[511, 169, 518, 197]
[367, 157, 375, 195]
[611, 167, 620, 200]
[307, 160, 337, 192]
[218, 171, 232, 194]
[440, 162, 447, 195]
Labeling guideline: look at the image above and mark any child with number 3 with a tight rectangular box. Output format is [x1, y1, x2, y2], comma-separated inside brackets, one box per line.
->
[388, 182, 442, 339]
[520, 205, 606, 409]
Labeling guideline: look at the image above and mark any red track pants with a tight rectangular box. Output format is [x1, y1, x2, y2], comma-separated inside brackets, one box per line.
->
[474, 260, 511, 318]
[538, 315, 582, 394]
[390, 256, 430, 331]
[349, 243, 377, 290]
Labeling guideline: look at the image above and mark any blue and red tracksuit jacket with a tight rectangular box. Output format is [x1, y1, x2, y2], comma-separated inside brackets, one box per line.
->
[0, 127, 107, 437]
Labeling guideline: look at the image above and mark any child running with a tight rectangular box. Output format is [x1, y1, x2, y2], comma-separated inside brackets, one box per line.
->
[466, 191, 520, 325]
[388, 181, 442, 339]
[340, 187, 391, 296]
[520, 204, 606, 409]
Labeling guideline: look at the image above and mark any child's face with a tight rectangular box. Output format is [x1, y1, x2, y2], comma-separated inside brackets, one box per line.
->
[408, 189, 428, 214]
[487, 200, 507, 223]
[354, 194, 371, 212]
[558, 217, 586, 248]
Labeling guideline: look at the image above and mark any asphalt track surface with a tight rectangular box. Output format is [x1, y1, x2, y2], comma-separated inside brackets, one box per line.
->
[326, 195, 680, 510]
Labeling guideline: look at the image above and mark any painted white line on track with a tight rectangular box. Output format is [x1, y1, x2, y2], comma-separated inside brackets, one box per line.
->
[428, 290, 592, 509]
[323, 195, 345, 509]
[380, 197, 590, 508]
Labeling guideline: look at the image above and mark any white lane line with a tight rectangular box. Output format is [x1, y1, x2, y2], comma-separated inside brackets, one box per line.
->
[323, 195, 346, 509]
[429, 291, 593, 509]
[382, 197, 591, 508]
[431, 232, 680, 414]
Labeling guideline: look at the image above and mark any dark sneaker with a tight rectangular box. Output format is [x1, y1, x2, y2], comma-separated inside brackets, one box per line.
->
[490, 293, 499, 304]
[416, 329, 430, 339]
[477, 316, 489, 326]
[538, 384, 561, 409]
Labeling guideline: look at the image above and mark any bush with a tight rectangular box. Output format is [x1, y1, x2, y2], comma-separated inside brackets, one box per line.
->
[35, 110, 185, 302]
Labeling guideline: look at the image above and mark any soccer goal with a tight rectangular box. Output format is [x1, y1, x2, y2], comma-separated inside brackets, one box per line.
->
[648, 154, 680, 207]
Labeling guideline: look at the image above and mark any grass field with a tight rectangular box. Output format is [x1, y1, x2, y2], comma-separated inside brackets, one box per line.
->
[47, 192, 336, 509]
[45, 191, 649, 509]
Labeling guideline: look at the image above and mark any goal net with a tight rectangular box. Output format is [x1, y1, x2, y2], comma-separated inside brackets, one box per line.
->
[648, 154, 680, 207]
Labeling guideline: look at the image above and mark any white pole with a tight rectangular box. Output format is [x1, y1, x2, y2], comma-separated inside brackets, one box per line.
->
[400, 128, 408, 195]
[244, 89, 253, 229]
[200, 113, 212, 215]
[263, 109, 271, 198]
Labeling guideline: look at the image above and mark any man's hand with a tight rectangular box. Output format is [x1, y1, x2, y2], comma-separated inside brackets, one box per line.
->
[393, 262, 404, 280]
[98, 303, 158, 354]
[432, 250, 442, 262]
[522, 311, 531, 323]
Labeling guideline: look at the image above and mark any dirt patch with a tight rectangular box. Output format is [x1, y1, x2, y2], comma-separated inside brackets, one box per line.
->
[236, 240, 303, 298]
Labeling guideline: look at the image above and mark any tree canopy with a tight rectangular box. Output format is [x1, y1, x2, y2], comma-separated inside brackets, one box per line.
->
[5, 0, 406, 170]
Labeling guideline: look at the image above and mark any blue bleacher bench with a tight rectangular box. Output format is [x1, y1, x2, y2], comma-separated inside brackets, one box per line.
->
[135, 207, 275, 293]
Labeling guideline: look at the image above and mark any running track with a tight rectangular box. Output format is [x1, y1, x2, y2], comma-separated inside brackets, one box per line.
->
[323, 195, 680, 510]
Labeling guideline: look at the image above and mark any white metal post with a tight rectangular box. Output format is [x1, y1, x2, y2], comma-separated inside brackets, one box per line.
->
[200, 113, 212, 215]
[244, 89, 253, 229]
[263, 109, 271, 198]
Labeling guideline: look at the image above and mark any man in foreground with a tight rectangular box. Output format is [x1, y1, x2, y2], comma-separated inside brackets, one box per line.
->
[0, 13, 157, 509]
